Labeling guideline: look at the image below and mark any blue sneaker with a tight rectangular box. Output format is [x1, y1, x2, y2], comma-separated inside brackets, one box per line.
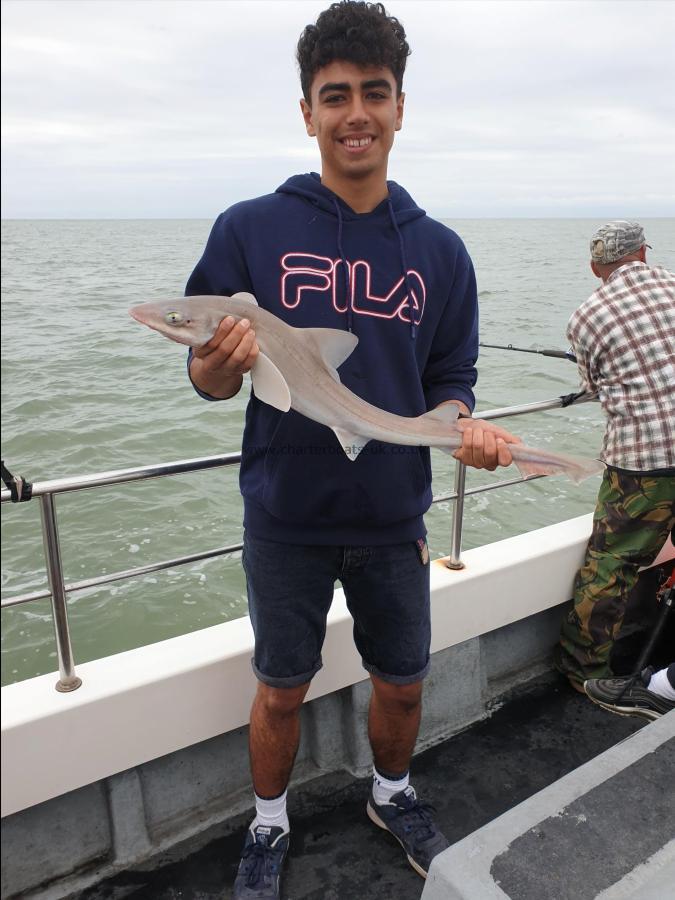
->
[233, 823, 289, 899]
[367, 785, 449, 878]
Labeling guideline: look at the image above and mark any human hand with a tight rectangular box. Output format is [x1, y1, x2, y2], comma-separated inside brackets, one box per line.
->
[189, 316, 259, 399]
[453, 418, 521, 471]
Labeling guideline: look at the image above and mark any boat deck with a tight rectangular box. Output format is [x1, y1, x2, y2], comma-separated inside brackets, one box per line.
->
[73, 672, 646, 900]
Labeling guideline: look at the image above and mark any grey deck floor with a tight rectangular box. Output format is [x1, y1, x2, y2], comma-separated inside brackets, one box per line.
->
[75, 673, 644, 900]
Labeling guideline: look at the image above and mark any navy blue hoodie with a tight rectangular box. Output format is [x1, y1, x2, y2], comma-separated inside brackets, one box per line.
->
[186, 173, 478, 545]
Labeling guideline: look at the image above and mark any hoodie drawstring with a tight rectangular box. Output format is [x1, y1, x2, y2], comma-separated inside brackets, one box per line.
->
[388, 198, 417, 339]
[332, 194, 417, 340]
[332, 199, 354, 333]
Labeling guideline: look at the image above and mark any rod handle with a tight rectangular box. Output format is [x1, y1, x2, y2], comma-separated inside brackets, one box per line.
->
[541, 349, 577, 361]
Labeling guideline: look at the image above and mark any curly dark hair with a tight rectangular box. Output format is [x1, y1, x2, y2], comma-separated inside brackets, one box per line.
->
[297, 1, 410, 102]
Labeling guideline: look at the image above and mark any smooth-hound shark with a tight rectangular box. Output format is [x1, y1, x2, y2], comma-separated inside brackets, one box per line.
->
[129, 293, 603, 483]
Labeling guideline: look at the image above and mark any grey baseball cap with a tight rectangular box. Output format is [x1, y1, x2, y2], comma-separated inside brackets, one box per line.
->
[590, 220, 651, 264]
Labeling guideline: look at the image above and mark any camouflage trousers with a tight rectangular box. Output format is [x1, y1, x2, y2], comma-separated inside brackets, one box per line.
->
[556, 466, 675, 688]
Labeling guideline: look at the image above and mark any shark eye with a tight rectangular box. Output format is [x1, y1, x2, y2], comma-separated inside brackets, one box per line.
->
[165, 311, 184, 325]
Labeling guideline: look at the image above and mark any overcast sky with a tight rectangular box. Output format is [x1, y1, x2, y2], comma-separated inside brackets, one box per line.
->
[2, 0, 674, 219]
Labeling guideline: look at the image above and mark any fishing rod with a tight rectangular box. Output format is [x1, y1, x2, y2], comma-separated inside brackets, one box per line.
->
[479, 342, 577, 363]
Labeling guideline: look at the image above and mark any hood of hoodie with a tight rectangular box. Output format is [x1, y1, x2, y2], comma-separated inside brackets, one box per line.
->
[276, 172, 426, 226]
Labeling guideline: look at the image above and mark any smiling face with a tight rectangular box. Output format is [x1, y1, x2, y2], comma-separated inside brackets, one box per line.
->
[300, 60, 404, 201]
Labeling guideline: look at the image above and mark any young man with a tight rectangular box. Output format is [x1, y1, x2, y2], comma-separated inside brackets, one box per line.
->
[555, 221, 675, 696]
[186, 3, 518, 896]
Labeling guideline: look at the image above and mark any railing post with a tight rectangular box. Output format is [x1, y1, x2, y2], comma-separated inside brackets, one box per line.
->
[39, 493, 82, 692]
[446, 461, 467, 570]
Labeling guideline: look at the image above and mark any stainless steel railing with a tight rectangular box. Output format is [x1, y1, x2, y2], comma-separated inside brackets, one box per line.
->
[1, 392, 596, 690]
[443, 394, 596, 568]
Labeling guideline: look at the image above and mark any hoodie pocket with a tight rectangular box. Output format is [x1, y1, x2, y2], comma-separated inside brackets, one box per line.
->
[260, 413, 431, 527]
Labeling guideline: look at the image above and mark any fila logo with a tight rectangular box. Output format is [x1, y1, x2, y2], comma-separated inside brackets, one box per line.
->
[280, 253, 426, 324]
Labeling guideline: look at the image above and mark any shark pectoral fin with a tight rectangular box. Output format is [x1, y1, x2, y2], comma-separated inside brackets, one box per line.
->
[250, 352, 291, 412]
[231, 292, 259, 305]
[331, 427, 369, 461]
[302, 328, 359, 370]
[420, 404, 461, 425]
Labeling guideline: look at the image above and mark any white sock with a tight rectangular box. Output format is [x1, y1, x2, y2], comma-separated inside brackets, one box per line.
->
[373, 767, 410, 805]
[647, 668, 675, 701]
[253, 790, 289, 832]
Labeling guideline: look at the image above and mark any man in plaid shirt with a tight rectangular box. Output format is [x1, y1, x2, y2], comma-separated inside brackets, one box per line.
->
[555, 221, 675, 699]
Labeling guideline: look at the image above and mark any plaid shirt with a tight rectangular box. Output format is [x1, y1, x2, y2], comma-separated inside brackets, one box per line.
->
[567, 261, 675, 471]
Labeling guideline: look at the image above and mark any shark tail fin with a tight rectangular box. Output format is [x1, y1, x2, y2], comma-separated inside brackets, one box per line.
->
[511, 448, 605, 484]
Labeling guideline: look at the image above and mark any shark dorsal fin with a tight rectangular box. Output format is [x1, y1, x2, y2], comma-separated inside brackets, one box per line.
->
[331, 427, 369, 460]
[302, 327, 359, 370]
[420, 404, 460, 425]
[250, 352, 291, 412]
[231, 292, 258, 305]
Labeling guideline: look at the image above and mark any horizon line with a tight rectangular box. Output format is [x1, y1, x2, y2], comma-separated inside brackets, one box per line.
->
[3, 215, 674, 222]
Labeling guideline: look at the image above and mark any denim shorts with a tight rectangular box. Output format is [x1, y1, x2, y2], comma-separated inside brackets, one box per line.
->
[241, 532, 431, 688]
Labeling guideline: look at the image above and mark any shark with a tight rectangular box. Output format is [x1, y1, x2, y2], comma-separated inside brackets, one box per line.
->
[129, 293, 604, 483]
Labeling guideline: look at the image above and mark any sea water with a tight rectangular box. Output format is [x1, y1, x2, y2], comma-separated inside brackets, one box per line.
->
[2, 217, 673, 685]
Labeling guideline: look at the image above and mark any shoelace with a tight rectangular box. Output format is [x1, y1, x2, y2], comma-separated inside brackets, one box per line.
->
[392, 800, 438, 843]
[615, 666, 652, 703]
[242, 840, 278, 888]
